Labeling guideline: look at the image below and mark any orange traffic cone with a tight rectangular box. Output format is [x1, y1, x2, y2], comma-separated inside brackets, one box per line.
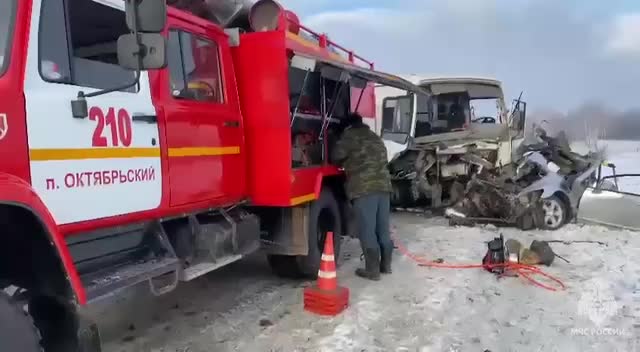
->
[303, 231, 349, 316]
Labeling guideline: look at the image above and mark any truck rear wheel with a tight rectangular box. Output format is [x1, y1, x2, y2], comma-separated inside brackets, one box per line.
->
[268, 189, 343, 279]
[0, 292, 42, 352]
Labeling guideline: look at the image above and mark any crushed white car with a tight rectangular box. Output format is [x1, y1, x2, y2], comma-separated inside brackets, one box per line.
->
[446, 126, 604, 230]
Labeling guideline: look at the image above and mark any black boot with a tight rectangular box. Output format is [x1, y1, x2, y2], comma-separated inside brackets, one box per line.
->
[355, 248, 381, 281]
[380, 246, 393, 274]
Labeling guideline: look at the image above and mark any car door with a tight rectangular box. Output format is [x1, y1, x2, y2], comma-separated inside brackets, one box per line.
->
[24, 0, 162, 225]
[578, 175, 640, 231]
[160, 21, 245, 207]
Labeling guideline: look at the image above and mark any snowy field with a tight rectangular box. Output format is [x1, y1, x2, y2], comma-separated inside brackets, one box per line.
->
[572, 139, 640, 193]
[98, 140, 640, 352]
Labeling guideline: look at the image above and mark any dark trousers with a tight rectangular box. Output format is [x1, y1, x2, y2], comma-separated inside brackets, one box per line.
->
[352, 192, 392, 253]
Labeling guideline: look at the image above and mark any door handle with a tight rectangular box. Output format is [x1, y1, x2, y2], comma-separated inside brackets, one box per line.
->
[132, 114, 157, 123]
[224, 120, 239, 128]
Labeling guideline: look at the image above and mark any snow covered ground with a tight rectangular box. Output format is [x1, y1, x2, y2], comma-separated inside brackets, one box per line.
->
[233, 214, 639, 352]
[98, 139, 640, 352]
[101, 213, 640, 352]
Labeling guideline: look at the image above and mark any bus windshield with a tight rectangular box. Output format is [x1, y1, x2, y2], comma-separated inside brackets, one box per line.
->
[0, 0, 16, 76]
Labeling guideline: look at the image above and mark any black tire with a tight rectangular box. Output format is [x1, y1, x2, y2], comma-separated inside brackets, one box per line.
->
[0, 292, 42, 352]
[539, 195, 569, 230]
[268, 189, 343, 279]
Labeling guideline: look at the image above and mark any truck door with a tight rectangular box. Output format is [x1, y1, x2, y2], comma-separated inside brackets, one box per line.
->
[499, 99, 527, 166]
[24, 0, 163, 225]
[380, 94, 416, 162]
[509, 99, 527, 140]
[160, 22, 245, 206]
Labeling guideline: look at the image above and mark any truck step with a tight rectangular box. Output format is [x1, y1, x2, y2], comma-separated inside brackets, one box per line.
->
[177, 210, 260, 282]
[83, 256, 180, 303]
[179, 255, 243, 282]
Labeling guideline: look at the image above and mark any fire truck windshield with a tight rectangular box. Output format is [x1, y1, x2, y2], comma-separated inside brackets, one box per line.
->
[0, 0, 15, 76]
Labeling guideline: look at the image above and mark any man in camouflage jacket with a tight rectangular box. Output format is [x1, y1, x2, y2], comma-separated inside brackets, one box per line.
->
[332, 113, 393, 281]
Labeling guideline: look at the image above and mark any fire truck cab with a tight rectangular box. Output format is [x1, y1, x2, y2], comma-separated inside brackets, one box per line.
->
[0, 0, 427, 350]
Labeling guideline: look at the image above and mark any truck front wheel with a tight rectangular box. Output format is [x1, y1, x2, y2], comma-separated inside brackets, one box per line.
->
[268, 189, 343, 279]
[0, 292, 42, 352]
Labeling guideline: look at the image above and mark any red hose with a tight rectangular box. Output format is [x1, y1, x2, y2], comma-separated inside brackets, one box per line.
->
[391, 234, 566, 292]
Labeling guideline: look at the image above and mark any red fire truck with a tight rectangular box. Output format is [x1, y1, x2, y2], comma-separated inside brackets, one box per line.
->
[0, 0, 427, 350]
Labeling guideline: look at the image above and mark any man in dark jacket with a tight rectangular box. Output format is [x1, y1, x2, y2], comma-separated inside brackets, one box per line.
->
[331, 112, 393, 281]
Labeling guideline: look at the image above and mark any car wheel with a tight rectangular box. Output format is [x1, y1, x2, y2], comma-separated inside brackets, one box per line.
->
[539, 195, 568, 230]
[0, 292, 43, 352]
[267, 189, 342, 279]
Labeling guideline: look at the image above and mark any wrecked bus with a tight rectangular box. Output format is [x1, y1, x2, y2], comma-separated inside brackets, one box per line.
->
[376, 76, 527, 208]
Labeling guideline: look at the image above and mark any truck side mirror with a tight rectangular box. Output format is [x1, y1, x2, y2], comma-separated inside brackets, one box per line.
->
[118, 33, 167, 70]
[71, 0, 168, 118]
[125, 0, 167, 33]
[118, 0, 168, 71]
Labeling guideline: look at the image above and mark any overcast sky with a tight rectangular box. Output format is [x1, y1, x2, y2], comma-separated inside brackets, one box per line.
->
[278, 0, 640, 113]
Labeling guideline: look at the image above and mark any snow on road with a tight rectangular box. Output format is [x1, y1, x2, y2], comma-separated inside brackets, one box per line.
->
[98, 139, 640, 351]
[240, 214, 640, 352]
[102, 213, 640, 352]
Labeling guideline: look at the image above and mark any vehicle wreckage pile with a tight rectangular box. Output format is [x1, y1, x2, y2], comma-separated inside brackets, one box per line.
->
[391, 125, 603, 231]
[444, 126, 603, 230]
